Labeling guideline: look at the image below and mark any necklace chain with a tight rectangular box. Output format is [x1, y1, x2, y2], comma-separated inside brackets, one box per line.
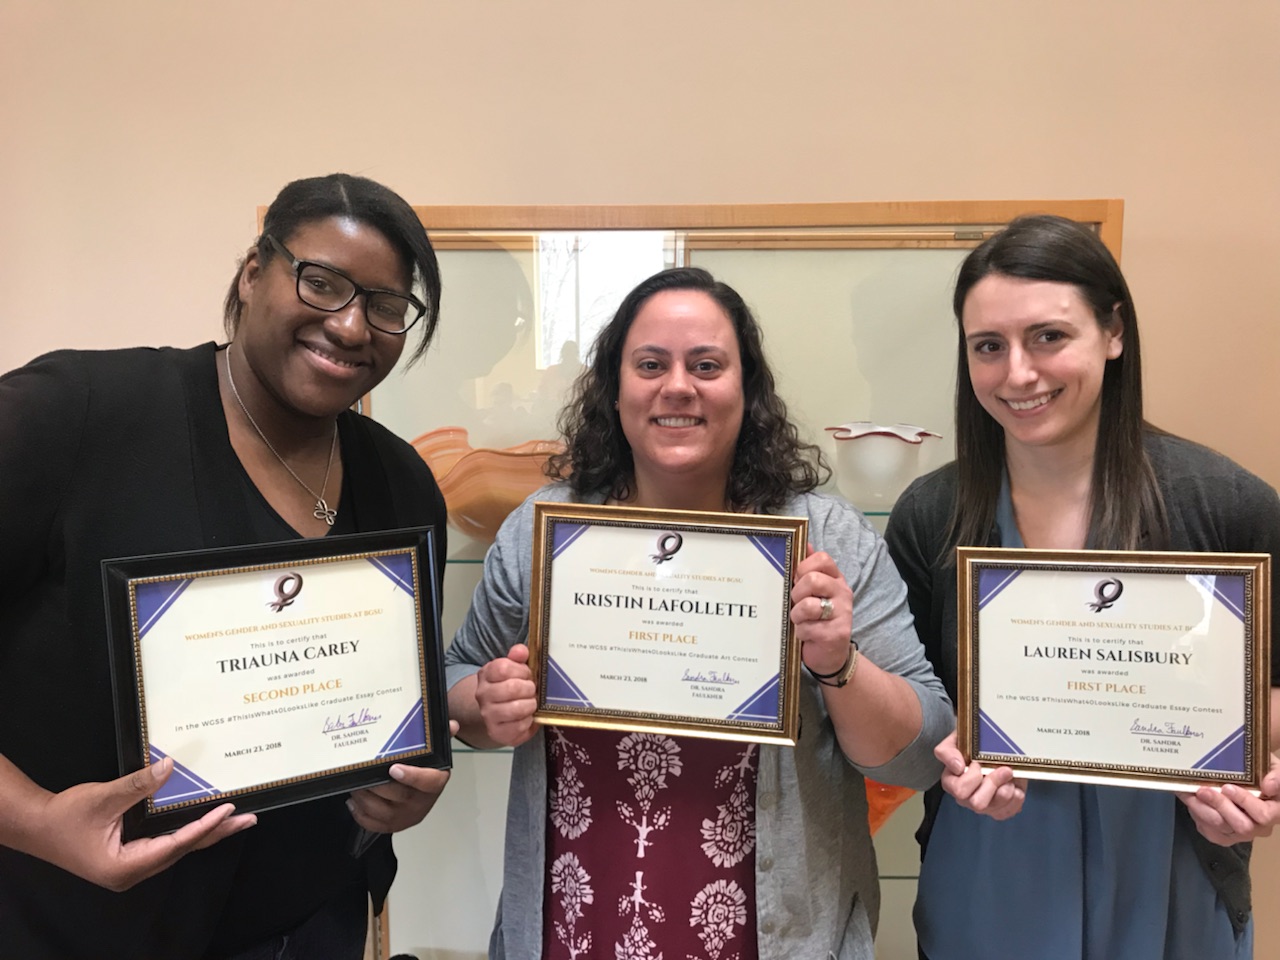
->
[223, 348, 338, 526]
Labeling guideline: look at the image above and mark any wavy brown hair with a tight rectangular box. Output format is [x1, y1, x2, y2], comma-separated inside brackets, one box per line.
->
[546, 267, 828, 511]
[950, 215, 1168, 553]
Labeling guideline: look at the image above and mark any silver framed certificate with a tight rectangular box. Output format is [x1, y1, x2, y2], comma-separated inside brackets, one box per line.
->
[528, 502, 808, 745]
[103, 528, 450, 840]
[958, 547, 1271, 792]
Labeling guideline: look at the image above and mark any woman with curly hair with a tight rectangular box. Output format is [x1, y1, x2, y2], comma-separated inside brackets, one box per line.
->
[446, 266, 952, 959]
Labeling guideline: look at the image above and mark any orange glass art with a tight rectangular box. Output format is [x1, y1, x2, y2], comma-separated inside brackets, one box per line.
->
[412, 427, 564, 542]
[865, 780, 915, 834]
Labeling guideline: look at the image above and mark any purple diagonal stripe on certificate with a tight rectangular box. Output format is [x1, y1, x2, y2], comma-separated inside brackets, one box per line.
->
[1189, 573, 1247, 623]
[378, 698, 427, 757]
[977, 710, 1026, 756]
[977, 568, 1021, 610]
[747, 534, 787, 578]
[551, 521, 590, 559]
[148, 744, 221, 807]
[1211, 575, 1246, 623]
[135, 578, 194, 639]
[1192, 726, 1246, 773]
[544, 656, 593, 708]
[727, 674, 781, 722]
[367, 552, 415, 597]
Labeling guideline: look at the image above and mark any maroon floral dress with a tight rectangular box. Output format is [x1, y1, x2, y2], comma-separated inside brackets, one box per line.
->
[541, 726, 761, 959]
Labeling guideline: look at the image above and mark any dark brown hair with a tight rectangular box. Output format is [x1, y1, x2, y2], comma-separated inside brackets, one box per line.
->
[950, 214, 1167, 551]
[546, 267, 828, 510]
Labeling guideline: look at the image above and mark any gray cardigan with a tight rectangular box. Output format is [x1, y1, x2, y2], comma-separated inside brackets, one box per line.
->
[884, 431, 1280, 933]
[446, 484, 953, 960]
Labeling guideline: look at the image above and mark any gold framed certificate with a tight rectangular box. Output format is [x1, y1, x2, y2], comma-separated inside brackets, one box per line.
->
[528, 502, 808, 745]
[957, 547, 1271, 792]
[103, 528, 450, 840]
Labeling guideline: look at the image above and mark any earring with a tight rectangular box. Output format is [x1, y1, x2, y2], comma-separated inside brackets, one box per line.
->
[613, 400, 619, 410]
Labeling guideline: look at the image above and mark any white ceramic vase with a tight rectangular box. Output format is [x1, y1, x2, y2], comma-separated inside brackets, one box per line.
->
[825, 422, 942, 512]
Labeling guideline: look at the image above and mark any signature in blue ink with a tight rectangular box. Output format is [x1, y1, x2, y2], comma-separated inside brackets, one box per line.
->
[1129, 719, 1204, 738]
[323, 706, 381, 734]
[680, 669, 740, 686]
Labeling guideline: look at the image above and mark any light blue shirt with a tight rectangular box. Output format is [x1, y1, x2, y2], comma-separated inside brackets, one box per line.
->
[913, 476, 1251, 960]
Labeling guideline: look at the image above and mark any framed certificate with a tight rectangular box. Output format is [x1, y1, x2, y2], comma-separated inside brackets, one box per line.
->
[957, 547, 1271, 792]
[103, 528, 451, 840]
[528, 502, 808, 744]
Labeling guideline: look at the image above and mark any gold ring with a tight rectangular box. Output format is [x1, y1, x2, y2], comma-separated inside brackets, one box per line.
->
[819, 597, 834, 621]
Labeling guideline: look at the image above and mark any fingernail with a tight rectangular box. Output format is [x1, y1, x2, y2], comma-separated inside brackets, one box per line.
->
[389, 765, 406, 782]
[345, 799, 356, 814]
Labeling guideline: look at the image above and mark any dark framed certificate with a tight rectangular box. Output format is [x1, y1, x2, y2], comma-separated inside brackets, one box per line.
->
[528, 503, 808, 744]
[957, 547, 1271, 792]
[103, 528, 451, 840]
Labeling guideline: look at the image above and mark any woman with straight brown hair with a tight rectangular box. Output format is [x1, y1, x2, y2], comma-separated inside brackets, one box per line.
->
[886, 214, 1280, 959]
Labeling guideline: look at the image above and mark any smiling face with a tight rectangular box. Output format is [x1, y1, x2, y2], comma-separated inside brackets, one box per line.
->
[234, 216, 410, 422]
[617, 289, 745, 509]
[962, 273, 1123, 458]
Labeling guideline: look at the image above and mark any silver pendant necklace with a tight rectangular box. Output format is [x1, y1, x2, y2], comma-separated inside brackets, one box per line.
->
[223, 347, 338, 526]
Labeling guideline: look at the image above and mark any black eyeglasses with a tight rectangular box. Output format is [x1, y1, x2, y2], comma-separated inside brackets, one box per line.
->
[263, 235, 427, 335]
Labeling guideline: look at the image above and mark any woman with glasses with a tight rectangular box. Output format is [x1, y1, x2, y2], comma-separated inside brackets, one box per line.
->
[884, 215, 1280, 959]
[446, 267, 953, 959]
[0, 173, 452, 960]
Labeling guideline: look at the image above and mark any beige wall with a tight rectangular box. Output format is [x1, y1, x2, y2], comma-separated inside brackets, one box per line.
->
[4, 1, 1278, 486]
[4, 0, 1278, 948]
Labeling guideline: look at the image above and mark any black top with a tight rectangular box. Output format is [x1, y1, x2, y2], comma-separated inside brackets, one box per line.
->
[0, 343, 447, 959]
[884, 430, 1280, 931]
